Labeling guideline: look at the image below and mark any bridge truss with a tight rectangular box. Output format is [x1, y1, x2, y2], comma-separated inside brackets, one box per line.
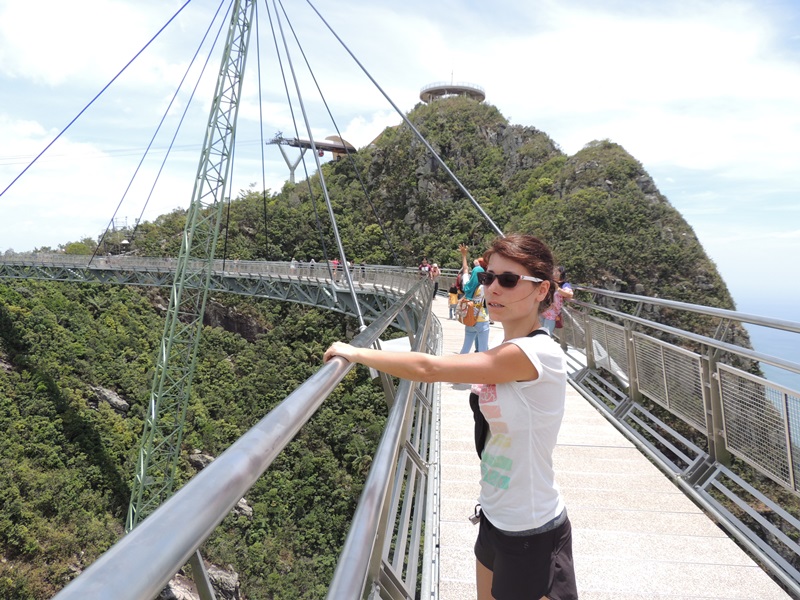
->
[125, 0, 256, 531]
[0, 256, 426, 335]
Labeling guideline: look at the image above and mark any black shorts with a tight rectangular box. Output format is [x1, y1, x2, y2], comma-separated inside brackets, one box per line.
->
[474, 511, 578, 600]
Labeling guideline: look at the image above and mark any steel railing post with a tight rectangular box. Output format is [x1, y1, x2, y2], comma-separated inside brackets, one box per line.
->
[705, 350, 732, 467]
[624, 319, 642, 404]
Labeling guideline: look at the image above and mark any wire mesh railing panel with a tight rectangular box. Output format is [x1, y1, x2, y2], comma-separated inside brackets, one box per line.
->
[589, 317, 610, 372]
[561, 308, 586, 353]
[633, 333, 667, 407]
[788, 389, 800, 490]
[718, 364, 794, 490]
[589, 317, 628, 377]
[605, 322, 629, 375]
[663, 345, 705, 431]
[634, 333, 705, 431]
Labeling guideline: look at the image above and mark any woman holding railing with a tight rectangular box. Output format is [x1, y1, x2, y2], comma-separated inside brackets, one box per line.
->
[325, 234, 578, 600]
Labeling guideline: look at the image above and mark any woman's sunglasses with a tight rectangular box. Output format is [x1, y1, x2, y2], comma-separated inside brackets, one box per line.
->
[477, 271, 543, 288]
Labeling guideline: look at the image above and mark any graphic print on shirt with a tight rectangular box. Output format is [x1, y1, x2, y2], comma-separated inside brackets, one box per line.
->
[473, 383, 514, 490]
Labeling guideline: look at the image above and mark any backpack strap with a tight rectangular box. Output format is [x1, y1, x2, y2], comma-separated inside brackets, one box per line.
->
[470, 328, 548, 458]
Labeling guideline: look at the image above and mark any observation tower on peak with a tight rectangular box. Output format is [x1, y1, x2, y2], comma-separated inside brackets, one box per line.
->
[420, 81, 485, 103]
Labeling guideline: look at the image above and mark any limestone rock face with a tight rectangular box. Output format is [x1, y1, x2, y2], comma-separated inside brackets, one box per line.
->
[90, 386, 130, 416]
[203, 299, 266, 342]
[188, 450, 215, 470]
[158, 564, 244, 600]
[158, 575, 196, 600]
[234, 497, 254, 519]
[208, 564, 243, 600]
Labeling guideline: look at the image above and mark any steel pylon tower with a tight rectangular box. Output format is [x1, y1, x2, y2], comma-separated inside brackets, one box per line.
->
[126, 0, 256, 531]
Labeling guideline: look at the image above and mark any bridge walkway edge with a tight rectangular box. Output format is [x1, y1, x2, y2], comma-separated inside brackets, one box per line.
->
[430, 294, 791, 600]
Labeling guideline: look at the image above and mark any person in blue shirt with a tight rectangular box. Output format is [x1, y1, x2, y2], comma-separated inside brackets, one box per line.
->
[459, 244, 490, 353]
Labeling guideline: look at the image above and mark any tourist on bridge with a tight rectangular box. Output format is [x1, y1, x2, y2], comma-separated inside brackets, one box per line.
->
[541, 266, 573, 334]
[429, 262, 441, 296]
[418, 257, 430, 276]
[448, 284, 459, 319]
[324, 234, 578, 600]
[459, 244, 490, 353]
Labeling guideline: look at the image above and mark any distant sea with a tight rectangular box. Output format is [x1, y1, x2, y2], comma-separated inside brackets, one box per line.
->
[736, 296, 800, 393]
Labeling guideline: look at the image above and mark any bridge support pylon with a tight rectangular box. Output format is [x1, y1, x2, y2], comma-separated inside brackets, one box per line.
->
[126, 0, 256, 532]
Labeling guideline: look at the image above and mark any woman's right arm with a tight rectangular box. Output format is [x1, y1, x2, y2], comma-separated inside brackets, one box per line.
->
[323, 341, 538, 384]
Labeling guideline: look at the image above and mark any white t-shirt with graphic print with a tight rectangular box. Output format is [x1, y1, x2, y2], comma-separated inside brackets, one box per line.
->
[475, 331, 567, 532]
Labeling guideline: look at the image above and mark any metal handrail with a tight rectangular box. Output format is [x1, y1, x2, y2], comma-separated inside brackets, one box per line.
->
[52, 280, 432, 600]
[576, 285, 800, 333]
[327, 286, 436, 598]
[557, 288, 800, 596]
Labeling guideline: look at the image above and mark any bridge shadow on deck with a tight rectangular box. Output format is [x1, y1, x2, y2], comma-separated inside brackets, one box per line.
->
[430, 295, 791, 600]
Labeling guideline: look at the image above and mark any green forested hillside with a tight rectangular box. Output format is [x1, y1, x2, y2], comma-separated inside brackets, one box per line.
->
[0, 282, 385, 599]
[204, 98, 734, 316]
[119, 98, 733, 319]
[0, 97, 743, 598]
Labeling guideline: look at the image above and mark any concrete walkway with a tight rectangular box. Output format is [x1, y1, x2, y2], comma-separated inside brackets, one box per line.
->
[431, 295, 791, 600]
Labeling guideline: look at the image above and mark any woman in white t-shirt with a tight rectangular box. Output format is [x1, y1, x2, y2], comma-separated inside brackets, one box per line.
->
[324, 234, 577, 600]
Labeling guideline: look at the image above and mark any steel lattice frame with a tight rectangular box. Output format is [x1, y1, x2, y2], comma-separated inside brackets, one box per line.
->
[0, 258, 420, 329]
[125, 0, 256, 531]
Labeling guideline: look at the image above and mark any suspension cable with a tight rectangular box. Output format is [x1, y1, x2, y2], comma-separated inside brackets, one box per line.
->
[272, 0, 366, 329]
[93, 0, 230, 264]
[254, 2, 271, 260]
[129, 18, 231, 257]
[0, 0, 195, 200]
[276, 0, 400, 266]
[305, 0, 503, 238]
[263, 0, 335, 282]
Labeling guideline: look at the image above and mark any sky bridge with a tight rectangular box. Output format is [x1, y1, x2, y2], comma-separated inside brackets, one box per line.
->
[1, 1, 799, 597]
[1, 254, 799, 599]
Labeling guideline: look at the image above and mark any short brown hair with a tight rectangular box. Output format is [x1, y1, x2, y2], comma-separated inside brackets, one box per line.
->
[482, 234, 556, 312]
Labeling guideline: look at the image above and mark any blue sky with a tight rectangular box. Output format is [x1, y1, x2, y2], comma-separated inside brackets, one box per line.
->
[0, 0, 799, 324]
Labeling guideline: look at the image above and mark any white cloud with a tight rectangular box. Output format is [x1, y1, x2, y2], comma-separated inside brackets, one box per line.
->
[0, 1, 163, 86]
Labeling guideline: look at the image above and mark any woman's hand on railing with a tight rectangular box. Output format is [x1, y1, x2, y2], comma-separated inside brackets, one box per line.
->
[324, 342, 358, 364]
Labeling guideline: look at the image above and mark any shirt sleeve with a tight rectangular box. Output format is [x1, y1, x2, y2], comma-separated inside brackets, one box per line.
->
[507, 333, 564, 385]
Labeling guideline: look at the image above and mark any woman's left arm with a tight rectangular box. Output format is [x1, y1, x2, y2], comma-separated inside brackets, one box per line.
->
[558, 284, 574, 299]
[323, 341, 537, 384]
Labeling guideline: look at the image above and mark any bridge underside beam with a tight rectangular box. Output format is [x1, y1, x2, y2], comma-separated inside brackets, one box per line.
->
[0, 265, 420, 333]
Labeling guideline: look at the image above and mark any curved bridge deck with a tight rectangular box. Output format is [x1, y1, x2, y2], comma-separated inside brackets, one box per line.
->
[431, 295, 791, 599]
